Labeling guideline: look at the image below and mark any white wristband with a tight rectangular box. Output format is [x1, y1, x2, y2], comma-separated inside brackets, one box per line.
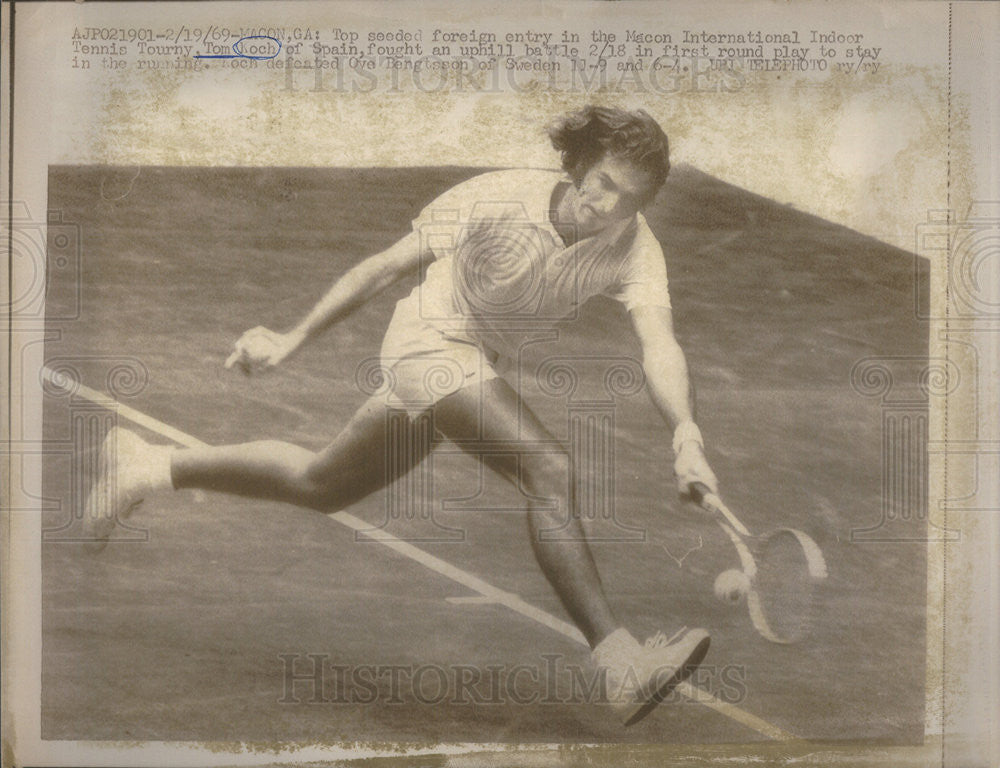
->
[672, 421, 703, 454]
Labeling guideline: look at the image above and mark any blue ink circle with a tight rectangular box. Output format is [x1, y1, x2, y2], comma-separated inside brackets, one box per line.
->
[233, 35, 282, 60]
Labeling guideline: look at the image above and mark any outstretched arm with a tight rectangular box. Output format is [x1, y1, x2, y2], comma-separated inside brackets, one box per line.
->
[226, 231, 427, 373]
[629, 304, 718, 495]
[289, 230, 426, 343]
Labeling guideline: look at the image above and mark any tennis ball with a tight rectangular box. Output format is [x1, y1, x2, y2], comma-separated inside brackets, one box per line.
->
[714, 569, 750, 604]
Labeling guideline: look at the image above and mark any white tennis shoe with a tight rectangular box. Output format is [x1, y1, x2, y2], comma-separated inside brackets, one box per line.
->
[81, 427, 157, 553]
[593, 626, 711, 726]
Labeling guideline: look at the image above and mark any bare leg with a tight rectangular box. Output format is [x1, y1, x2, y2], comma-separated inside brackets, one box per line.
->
[172, 379, 619, 647]
[171, 397, 431, 511]
[432, 378, 620, 648]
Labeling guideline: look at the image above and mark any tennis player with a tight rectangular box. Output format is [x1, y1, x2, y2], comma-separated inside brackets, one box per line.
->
[85, 105, 719, 726]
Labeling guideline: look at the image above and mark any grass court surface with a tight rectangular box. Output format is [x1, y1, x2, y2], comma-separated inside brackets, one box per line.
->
[41, 165, 928, 745]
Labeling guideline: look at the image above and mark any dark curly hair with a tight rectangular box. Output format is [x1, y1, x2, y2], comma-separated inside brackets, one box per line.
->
[548, 106, 670, 203]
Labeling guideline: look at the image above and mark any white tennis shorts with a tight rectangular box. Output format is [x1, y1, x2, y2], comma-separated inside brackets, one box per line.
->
[376, 297, 500, 417]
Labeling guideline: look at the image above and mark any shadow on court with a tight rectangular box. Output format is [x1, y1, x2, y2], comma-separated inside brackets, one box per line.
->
[40, 165, 929, 744]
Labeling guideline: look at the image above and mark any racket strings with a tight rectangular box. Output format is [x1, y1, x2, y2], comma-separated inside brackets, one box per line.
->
[752, 531, 817, 642]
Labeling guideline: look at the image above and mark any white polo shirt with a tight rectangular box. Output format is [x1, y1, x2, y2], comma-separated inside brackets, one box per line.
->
[399, 168, 671, 358]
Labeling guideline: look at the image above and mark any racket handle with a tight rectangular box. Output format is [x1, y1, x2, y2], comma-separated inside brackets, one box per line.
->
[687, 482, 752, 537]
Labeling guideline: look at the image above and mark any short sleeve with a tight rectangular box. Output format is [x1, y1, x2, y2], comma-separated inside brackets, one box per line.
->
[604, 215, 671, 311]
[411, 180, 475, 261]
[410, 169, 562, 261]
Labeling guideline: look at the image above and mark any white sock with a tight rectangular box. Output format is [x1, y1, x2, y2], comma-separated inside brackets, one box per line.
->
[134, 445, 175, 493]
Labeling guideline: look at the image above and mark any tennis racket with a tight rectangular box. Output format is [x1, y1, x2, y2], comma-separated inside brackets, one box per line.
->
[689, 482, 828, 644]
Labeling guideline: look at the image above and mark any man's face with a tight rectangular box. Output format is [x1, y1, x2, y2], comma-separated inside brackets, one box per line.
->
[572, 154, 656, 236]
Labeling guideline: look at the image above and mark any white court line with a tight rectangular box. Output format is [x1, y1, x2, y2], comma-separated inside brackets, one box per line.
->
[42, 366, 798, 742]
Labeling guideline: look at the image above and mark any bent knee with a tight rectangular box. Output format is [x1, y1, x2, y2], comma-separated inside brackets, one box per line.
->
[292, 468, 340, 511]
[519, 454, 568, 502]
[294, 457, 378, 512]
